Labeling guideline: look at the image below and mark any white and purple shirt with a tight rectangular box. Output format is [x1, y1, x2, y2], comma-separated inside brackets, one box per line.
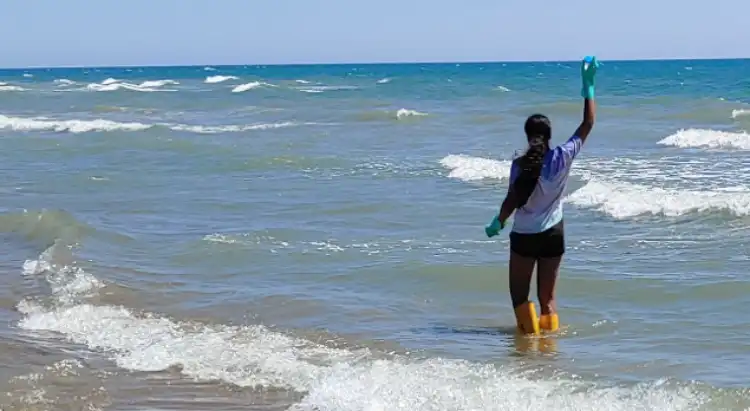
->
[508, 135, 583, 234]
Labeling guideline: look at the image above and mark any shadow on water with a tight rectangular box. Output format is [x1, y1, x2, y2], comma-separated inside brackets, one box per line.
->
[432, 324, 519, 336]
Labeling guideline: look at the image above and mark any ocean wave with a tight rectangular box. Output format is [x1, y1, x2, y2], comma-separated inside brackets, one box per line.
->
[566, 178, 750, 219]
[355, 109, 428, 123]
[0, 82, 25, 92]
[53, 79, 76, 86]
[731, 109, 750, 119]
[231, 81, 275, 93]
[0, 115, 152, 133]
[205, 75, 238, 84]
[170, 121, 300, 133]
[139, 79, 179, 88]
[657, 128, 750, 150]
[0, 209, 95, 246]
[439, 154, 750, 219]
[440, 154, 512, 181]
[16, 243, 708, 411]
[85, 78, 179, 92]
[296, 85, 359, 94]
[396, 108, 428, 119]
[0, 114, 312, 134]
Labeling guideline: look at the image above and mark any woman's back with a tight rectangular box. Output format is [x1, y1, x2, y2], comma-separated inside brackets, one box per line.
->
[510, 135, 582, 234]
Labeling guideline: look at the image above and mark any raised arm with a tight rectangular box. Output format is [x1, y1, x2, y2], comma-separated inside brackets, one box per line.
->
[574, 98, 596, 143]
[574, 56, 599, 144]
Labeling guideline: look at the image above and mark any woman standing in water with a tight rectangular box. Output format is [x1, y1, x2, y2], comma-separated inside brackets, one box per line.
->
[486, 56, 599, 335]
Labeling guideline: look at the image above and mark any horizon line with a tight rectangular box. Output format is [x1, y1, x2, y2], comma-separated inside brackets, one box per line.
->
[2, 55, 748, 71]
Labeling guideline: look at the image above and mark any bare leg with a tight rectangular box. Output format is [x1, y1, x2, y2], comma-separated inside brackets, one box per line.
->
[509, 251, 536, 308]
[536, 256, 562, 315]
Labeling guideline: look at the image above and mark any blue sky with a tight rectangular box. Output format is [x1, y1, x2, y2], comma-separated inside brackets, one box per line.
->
[2, 0, 748, 67]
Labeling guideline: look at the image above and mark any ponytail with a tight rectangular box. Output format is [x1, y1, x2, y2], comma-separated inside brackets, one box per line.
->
[512, 137, 549, 209]
[510, 113, 552, 210]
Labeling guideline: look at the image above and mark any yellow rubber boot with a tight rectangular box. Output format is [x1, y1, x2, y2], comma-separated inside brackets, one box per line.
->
[514, 301, 540, 336]
[539, 313, 559, 333]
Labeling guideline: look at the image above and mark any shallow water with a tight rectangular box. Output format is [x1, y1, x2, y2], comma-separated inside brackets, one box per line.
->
[1, 60, 750, 410]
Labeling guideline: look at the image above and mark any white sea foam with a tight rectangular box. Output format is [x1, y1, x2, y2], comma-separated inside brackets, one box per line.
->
[231, 81, 275, 93]
[205, 75, 238, 84]
[21, 245, 103, 305]
[53, 79, 76, 86]
[439, 154, 750, 219]
[139, 79, 179, 88]
[396, 108, 428, 119]
[657, 128, 750, 150]
[170, 121, 301, 134]
[0, 114, 309, 134]
[440, 154, 512, 181]
[296, 85, 358, 93]
[86, 78, 179, 92]
[567, 179, 750, 219]
[0, 115, 152, 133]
[85, 83, 149, 92]
[16, 243, 707, 410]
[731, 109, 750, 119]
[0, 84, 25, 92]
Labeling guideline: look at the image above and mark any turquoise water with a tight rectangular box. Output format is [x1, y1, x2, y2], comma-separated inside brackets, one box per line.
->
[1, 59, 750, 410]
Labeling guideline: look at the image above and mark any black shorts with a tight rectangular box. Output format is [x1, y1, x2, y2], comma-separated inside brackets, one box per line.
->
[509, 220, 565, 259]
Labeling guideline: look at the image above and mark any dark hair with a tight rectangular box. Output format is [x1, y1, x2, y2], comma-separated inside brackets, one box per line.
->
[511, 114, 551, 209]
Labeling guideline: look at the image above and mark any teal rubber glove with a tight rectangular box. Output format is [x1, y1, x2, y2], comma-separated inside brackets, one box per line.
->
[485, 216, 505, 238]
[581, 55, 599, 99]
